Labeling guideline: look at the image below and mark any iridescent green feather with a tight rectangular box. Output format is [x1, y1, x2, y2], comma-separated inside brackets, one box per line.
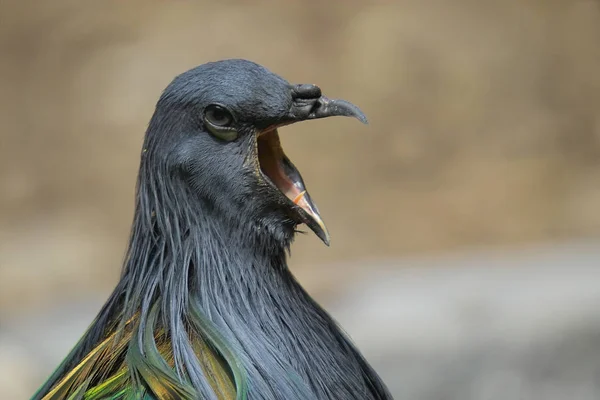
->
[125, 304, 197, 400]
[188, 298, 248, 400]
[33, 299, 245, 400]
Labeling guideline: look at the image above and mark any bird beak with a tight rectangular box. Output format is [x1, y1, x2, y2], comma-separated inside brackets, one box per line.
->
[256, 85, 367, 246]
[288, 84, 369, 125]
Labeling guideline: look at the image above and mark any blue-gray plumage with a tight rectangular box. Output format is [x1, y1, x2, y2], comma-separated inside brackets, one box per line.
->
[32, 59, 393, 400]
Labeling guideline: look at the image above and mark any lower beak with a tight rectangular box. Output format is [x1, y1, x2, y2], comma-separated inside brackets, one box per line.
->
[256, 129, 331, 245]
[293, 188, 331, 246]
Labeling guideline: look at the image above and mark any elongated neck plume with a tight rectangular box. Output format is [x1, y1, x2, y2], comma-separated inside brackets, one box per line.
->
[35, 140, 391, 400]
[112, 151, 387, 399]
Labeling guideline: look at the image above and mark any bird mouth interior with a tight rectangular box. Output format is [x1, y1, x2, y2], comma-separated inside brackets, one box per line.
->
[256, 127, 330, 245]
[257, 129, 308, 208]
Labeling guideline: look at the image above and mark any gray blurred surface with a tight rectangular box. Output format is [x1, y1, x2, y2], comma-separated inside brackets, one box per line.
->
[3, 240, 600, 399]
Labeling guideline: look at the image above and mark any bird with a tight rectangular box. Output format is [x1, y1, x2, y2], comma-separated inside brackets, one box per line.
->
[32, 59, 393, 400]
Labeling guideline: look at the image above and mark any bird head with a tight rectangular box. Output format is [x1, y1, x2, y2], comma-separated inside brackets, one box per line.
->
[143, 59, 367, 246]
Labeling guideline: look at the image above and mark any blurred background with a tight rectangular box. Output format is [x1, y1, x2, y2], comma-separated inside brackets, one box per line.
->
[1, 0, 600, 398]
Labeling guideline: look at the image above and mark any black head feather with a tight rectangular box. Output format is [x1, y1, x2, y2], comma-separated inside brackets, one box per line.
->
[142, 60, 295, 244]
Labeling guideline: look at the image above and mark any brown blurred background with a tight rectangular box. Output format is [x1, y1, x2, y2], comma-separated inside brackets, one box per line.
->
[1, 0, 600, 399]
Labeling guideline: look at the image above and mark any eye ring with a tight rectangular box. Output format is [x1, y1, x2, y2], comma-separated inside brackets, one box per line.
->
[203, 104, 238, 141]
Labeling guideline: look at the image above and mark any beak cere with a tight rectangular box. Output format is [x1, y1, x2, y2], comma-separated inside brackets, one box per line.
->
[257, 129, 331, 245]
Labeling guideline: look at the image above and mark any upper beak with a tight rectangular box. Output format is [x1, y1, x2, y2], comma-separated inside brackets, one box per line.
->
[288, 83, 369, 125]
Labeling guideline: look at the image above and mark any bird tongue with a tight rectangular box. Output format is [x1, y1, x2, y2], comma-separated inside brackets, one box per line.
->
[257, 129, 330, 245]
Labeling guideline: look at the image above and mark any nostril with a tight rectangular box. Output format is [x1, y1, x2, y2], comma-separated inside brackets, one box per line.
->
[292, 84, 322, 99]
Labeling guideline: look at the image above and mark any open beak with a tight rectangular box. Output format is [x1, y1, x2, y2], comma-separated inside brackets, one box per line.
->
[256, 84, 367, 246]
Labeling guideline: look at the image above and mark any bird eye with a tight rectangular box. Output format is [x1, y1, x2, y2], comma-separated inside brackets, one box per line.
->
[205, 105, 233, 126]
[204, 105, 238, 141]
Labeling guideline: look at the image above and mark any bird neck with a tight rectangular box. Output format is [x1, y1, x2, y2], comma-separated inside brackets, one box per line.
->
[55, 175, 389, 400]
[117, 174, 294, 329]
[109, 176, 387, 399]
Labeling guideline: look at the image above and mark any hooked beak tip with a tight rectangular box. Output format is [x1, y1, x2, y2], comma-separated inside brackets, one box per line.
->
[356, 112, 369, 125]
[288, 87, 368, 126]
